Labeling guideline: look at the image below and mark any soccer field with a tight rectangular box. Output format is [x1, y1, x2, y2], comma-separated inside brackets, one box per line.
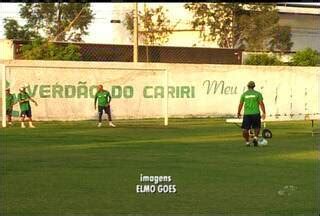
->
[0, 118, 319, 215]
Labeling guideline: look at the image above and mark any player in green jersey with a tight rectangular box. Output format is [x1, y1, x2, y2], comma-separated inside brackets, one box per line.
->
[5, 87, 16, 127]
[17, 86, 38, 128]
[237, 81, 266, 147]
[94, 84, 116, 128]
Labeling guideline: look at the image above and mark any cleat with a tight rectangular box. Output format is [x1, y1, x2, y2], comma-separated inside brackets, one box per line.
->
[98, 123, 102, 127]
[245, 142, 250, 147]
[109, 122, 116, 127]
[21, 124, 26, 128]
[29, 125, 36, 128]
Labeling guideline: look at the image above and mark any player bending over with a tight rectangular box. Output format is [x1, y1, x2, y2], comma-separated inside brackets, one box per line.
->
[5, 87, 16, 127]
[94, 84, 116, 128]
[237, 81, 266, 147]
[17, 86, 38, 128]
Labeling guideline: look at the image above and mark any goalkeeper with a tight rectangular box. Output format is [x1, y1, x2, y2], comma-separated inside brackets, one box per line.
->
[94, 84, 116, 128]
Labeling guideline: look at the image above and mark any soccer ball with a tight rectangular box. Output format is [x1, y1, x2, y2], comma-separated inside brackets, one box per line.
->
[258, 138, 268, 146]
[262, 128, 272, 139]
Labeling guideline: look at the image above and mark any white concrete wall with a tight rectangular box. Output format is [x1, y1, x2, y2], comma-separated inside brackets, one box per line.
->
[0, 60, 319, 121]
[0, 40, 14, 60]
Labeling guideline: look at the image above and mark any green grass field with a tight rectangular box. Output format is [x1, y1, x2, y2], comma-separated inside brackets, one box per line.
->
[0, 118, 319, 215]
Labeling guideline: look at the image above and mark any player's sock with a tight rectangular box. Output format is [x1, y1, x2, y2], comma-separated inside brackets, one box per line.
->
[253, 136, 258, 147]
[21, 122, 26, 128]
[98, 112, 103, 122]
[98, 122, 102, 127]
[29, 122, 35, 128]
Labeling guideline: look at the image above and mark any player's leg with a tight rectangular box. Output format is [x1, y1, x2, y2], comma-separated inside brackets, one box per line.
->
[6, 108, 13, 126]
[28, 117, 35, 128]
[253, 128, 260, 137]
[245, 115, 258, 146]
[252, 114, 261, 146]
[8, 115, 12, 126]
[27, 109, 35, 128]
[242, 129, 250, 146]
[20, 111, 26, 128]
[105, 105, 115, 127]
[241, 115, 251, 146]
[97, 106, 103, 127]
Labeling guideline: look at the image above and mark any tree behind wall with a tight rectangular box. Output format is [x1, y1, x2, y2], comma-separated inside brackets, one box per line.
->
[269, 25, 294, 53]
[4, 2, 94, 42]
[184, 3, 242, 48]
[3, 3, 93, 60]
[184, 3, 292, 52]
[238, 4, 279, 51]
[123, 6, 174, 46]
[3, 18, 38, 41]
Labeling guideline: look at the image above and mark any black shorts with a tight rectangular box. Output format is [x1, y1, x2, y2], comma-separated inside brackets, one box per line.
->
[21, 109, 32, 118]
[98, 105, 111, 114]
[241, 114, 261, 130]
[6, 108, 13, 116]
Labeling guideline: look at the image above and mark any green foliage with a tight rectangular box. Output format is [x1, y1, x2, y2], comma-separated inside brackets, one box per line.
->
[21, 38, 81, 61]
[4, 3, 94, 42]
[184, 3, 291, 52]
[245, 54, 284, 65]
[3, 18, 22, 39]
[269, 25, 293, 53]
[238, 4, 279, 51]
[123, 6, 173, 45]
[3, 18, 39, 40]
[290, 48, 320, 66]
[184, 3, 242, 48]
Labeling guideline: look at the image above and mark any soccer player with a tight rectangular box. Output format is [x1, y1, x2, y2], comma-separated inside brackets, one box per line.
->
[94, 84, 116, 128]
[17, 86, 38, 128]
[5, 87, 16, 126]
[237, 81, 266, 147]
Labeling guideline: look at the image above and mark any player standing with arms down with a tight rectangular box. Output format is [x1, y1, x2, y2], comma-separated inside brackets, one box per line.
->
[5, 87, 16, 127]
[17, 86, 38, 128]
[237, 81, 266, 147]
[94, 84, 116, 128]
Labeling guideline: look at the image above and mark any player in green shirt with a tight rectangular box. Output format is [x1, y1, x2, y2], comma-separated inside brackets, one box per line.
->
[5, 87, 16, 127]
[94, 84, 116, 128]
[237, 81, 266, 147]
[17, 86, 38, 128]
